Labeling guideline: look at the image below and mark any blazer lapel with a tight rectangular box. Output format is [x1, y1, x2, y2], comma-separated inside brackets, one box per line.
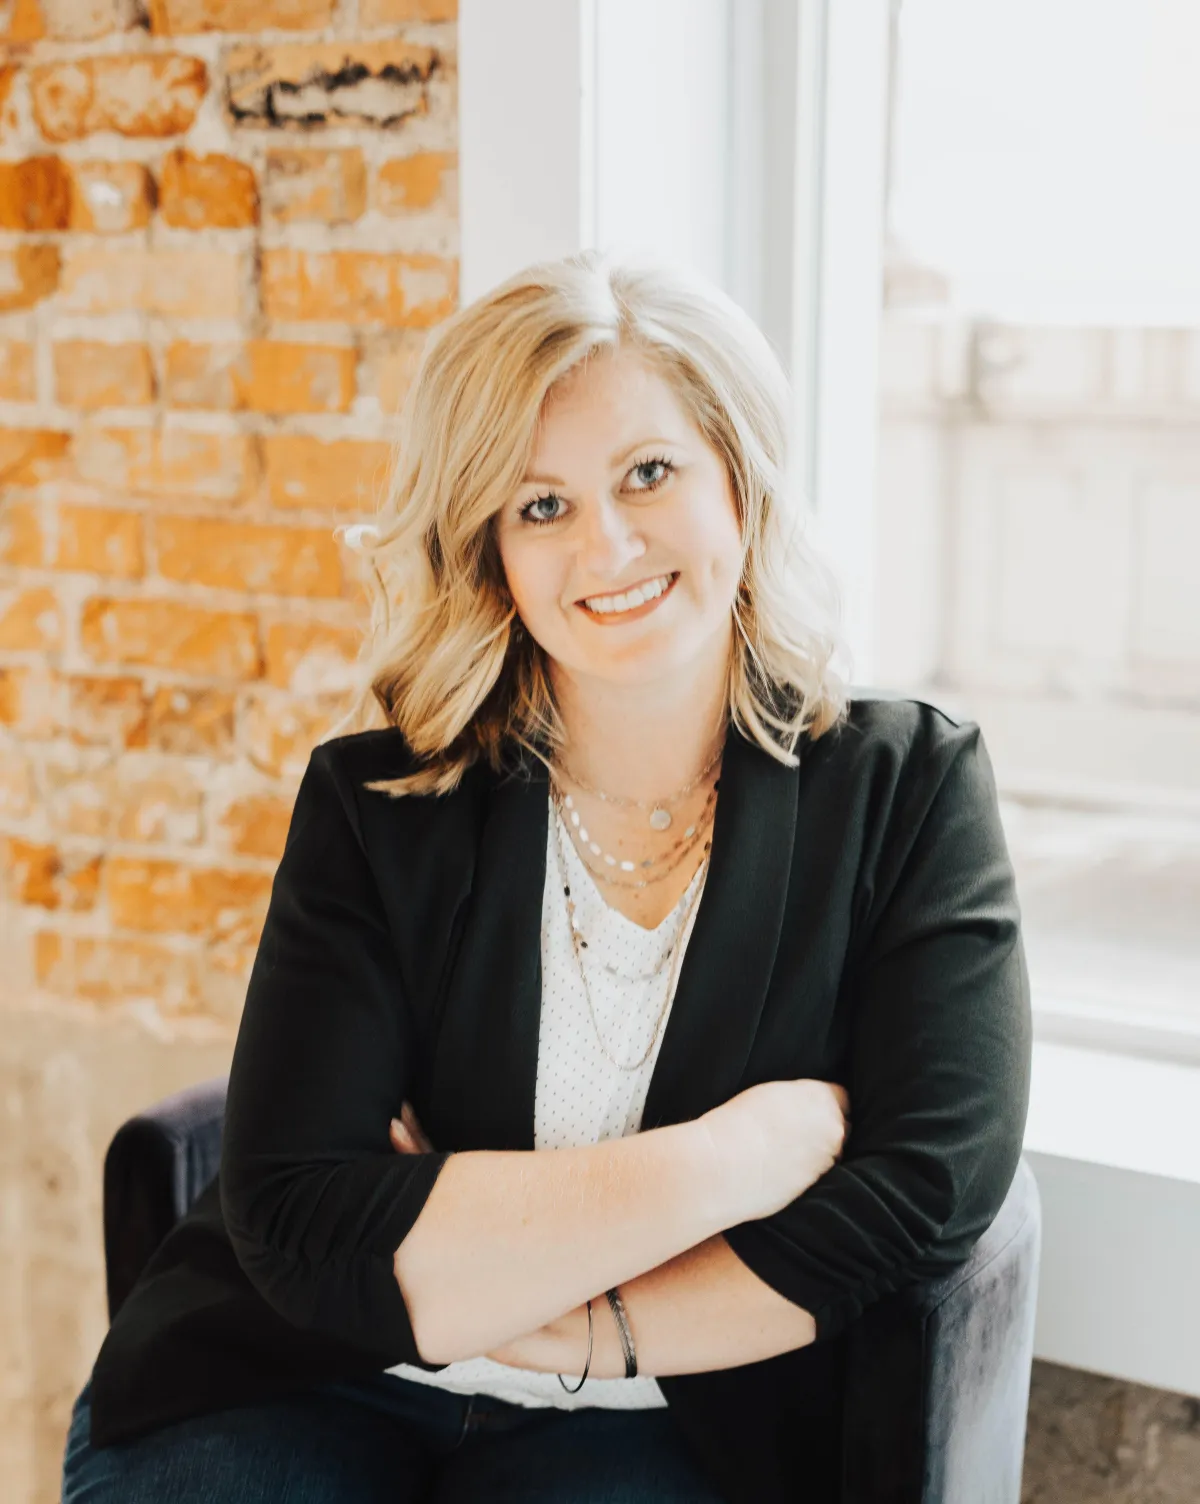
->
[426, 718, 800, 1151]
[640, 719, 799, 1130]
[426, 754, 549, 1151]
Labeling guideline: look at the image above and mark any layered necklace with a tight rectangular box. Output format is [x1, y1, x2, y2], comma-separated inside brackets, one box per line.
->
[546, 742, 722, 1072]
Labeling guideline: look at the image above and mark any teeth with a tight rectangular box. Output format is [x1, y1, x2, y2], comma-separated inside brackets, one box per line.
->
[583, 574, 673, 614]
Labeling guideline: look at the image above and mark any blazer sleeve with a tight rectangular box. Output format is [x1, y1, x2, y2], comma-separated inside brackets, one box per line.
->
[219, 740, 452, 1368]
[722, 718, 1032, 1341]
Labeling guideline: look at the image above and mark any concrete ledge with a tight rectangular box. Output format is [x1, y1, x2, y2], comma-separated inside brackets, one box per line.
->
[1025, 1041, 1200, 1397]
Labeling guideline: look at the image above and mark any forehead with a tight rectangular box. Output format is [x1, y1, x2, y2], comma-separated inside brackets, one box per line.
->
[532, 348, 690, 448]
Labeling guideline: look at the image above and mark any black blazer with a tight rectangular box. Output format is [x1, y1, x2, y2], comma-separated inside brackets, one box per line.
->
[87, 690, 1031, 1504]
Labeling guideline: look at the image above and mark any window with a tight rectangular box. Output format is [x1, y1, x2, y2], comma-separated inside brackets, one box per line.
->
[877, 0, 1200, 1055]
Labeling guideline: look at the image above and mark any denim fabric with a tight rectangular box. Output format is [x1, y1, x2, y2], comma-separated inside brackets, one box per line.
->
[62, 1369, 729, 1503]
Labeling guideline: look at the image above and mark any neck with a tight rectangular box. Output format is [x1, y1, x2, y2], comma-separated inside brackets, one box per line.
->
[549, 643, 732, 805]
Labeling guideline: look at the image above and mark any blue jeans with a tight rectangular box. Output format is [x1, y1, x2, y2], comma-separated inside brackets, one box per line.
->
[61, 1370, 729, 1502]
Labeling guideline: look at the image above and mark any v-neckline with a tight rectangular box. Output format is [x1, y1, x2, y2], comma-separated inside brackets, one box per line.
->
[549, 793, 702, 941]
[425, 710, 803, 1147]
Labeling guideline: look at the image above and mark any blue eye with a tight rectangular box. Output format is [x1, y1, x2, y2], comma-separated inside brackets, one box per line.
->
[517, 455, 675, 527]
[520, 493, 565, 526]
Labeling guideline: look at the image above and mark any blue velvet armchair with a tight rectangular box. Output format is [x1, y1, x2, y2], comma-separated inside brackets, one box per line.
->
[103, 1076, 1041, 1503]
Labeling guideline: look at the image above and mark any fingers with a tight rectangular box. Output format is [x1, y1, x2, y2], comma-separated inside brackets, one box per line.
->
[828, 1083, 851, 1117]
[390, 1102, 435, 1154]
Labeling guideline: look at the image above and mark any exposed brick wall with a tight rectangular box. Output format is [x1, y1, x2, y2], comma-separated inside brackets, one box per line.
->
[0, 5, 456, 1496]
[0, 0, 458, 1039]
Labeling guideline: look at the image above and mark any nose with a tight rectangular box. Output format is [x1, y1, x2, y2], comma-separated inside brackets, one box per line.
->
[575, 495, 647, 582]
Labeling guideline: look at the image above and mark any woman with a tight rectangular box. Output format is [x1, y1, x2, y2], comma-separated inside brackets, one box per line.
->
[62, 250, 1031, 1503]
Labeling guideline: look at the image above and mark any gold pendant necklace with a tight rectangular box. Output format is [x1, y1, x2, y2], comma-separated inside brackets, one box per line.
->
[552, 803, 710, 1072]
[553, 741, 724, 832]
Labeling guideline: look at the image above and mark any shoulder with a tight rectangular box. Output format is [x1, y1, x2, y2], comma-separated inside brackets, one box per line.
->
[300, 728, 488, 871]
[822, 684, 977, 761]
[280, 729, 431, 859]
[310, 726, 421, 786]
[805, 685, 988, 828]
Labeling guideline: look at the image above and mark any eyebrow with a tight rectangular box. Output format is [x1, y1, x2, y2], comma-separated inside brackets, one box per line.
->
[520, 436, 679, 488]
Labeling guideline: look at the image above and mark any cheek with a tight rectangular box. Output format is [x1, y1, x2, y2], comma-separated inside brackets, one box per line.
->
[685, 500, 741, 589]
[498, 535, 560, 616]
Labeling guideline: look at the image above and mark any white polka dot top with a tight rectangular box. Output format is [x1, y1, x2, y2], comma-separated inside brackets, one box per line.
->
[386, 786, 710, 1409]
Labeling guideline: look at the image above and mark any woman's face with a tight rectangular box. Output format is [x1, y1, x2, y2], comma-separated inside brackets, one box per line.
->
[493, 347, 743, 694]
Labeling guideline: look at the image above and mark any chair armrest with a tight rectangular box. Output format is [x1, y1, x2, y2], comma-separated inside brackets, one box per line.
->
[103, 1075, 230, 1322]
[841, 1156, 1042, 1504]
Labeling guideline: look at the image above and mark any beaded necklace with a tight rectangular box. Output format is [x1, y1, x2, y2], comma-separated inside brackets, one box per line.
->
[549, 791, 712, 1072]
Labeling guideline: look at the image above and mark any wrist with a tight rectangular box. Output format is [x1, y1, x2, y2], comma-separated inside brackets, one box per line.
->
[561, 1299, 626, 1380]
[687, 1110, 752, 1230]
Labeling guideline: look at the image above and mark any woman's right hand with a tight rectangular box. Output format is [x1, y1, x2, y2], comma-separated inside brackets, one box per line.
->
[700, 1078, 851, 1224]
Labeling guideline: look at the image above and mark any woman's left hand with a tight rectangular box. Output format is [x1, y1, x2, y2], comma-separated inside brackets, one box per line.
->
[389, 1102, 436, 1154]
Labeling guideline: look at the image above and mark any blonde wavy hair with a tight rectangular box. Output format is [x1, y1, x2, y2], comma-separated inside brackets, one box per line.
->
[330, 247, 851, 797]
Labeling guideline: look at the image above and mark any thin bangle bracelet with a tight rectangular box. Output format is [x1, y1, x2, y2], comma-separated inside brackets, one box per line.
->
[557, 1299, 594, 1393]
[605, 1286, 637, 1378]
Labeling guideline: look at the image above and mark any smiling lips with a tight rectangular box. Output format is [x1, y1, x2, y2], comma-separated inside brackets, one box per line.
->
[577, 572, 679, 619]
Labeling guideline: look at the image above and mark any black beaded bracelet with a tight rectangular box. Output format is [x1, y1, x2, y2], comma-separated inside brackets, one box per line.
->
[557, 1298, 594, 1393]
[605, 1286, 637, 1378]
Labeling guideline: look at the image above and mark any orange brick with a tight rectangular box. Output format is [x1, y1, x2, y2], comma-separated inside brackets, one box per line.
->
[262, 248, 457, 327]
[217, 792, 292, 860]
[0, 156, 72, 230]
[0, 743, 34, 819]
[263, 617, 361, 690]
[160, 341, 231, 408]
[155, 515, 345, 599]
[0, 665, 62, 733]
[0, 340, 35, 402]
[232, 340, 354, 413]
[261, 432, 392, 512]
[360, 0, 456, 18]
[0, 427, 71, 485]
[0, 498, 42, 567]
[67, 937, 198, 1012]
[59, 245, 244, 320]
[0, 243, 61, 313]
[106, 856, 272, 942]
[150, 0, 334, 32]
[31, 54, 208, 142]
[33, 929, 66, 988]
[375, 151, 457, 215]
[63, 674, 148, 746]
[226, 41, 437, 129]
[143, 684, 235, 754]
[242, 688, 341, 778]
[0, 0, 45, 42]
[53, 341, 155, 409]
[81, 597, 261, 678]
[67, 159, 154, 233]
[0, 667, 25, 724]
[74, 426, 257, 504]
[0, 585, 63, 650]
[163, 340, 354, 414]
[359, 333, 424, 414]
[21, 0, 137, 40]
[5, 839, 101, 911]
[45, 757, 203, 843]
[54, 503, 143, 577]
[262, 147, 365, 225]
[159, 149, 258, 229]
